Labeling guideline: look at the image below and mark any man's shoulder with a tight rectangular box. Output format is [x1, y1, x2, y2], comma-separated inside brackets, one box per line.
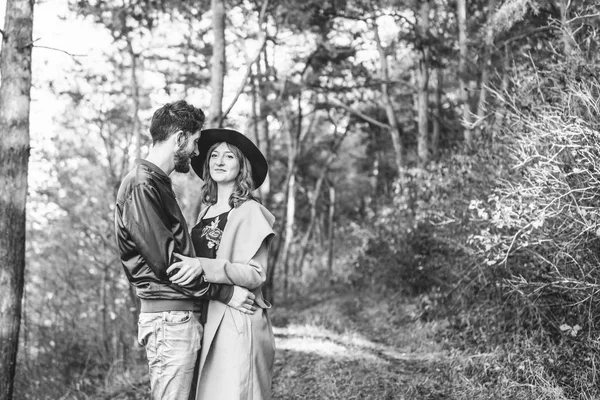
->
[116, 164, 155, 202]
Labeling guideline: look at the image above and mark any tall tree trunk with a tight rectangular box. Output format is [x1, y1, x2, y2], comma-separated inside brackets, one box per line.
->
[255, 49, 271, 206]
[0, 0, 34, 397]
[493, 45, 510, 133]
[208, 0, 226, 127]
[474, 0, 496, 140]
[221, 0, 268, 124]
[295, 124, 348, 274]
[417, 0, 431, 166]
[279, 106, 299, 294]
[256, 49, 276, 301]
[126, 37, 142, 160]
[100, 266, 111, 361]
[281, 169, 296, 296]
[294, 173, 324, 275]
[373, 19, 404, 172]
[271, 93, 315, 298]
[432, 67, 443, 158]
[457, 0, 472, 146]
[327, 182, 336, 276]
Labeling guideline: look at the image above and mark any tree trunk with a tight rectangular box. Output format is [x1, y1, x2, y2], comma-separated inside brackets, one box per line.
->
[256, 49, 271, 206]
[474, 0, 496, 140]
[457, 0, 472, 146]
[294, 174, 323, 275]
[0, 0, 34, 397]
[295, 124, 348, 274]
[493, 45, 510, 133]
[432, 67, 443, 158]
[417, 0, 431, 166]
[100, 266, 111, 361]
[373, 19, 404, 172]
[281, 165, 296, 297]
[208, 0, 226, 127]
[327, 182, 336, 276]
[126, 37, 142, 159]
[221, 0, 268, 123]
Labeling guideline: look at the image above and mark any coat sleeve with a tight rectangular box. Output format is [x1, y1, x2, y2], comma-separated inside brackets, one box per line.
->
[200, 239, 271, 290]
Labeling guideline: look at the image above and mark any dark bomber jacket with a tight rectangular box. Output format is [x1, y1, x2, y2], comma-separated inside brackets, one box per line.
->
[114, 159, 232, 306]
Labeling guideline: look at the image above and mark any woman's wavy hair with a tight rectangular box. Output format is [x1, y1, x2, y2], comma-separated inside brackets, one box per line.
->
[200, 142, 259, 208]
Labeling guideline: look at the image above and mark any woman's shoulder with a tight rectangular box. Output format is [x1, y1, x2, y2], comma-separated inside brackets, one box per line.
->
[237, 198, 261, 211]
[234, 199, 275, 225]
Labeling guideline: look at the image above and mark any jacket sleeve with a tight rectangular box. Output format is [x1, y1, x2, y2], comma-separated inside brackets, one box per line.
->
[200, 239, 270, 290]
[123, 183, 174, 281]
[203, 283, 234, 303]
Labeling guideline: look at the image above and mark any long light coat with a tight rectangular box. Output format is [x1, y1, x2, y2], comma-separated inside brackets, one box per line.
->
[194, 200, 276, 400]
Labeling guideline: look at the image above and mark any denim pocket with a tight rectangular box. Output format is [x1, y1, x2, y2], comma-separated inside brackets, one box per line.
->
[137, 313, 160, 347]
[138, 312, 161, 326]
[164, 310, 192, 324]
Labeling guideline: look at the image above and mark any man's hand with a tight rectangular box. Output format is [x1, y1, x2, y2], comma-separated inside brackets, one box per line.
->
[167, 253, 203, 286]
[228, 286, 256, 314]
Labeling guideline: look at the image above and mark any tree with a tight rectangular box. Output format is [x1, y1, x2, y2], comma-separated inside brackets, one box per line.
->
[208, 0, 226, 127]
[457, 0, 472, 145]
[372, 15, 405, 171]
[0, 0, 34, 398]
[416, 0, 431, 165]
[473, 0, 496, 139]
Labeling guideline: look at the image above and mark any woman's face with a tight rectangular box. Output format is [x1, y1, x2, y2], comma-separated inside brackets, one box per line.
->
[209, 142, 240, 185]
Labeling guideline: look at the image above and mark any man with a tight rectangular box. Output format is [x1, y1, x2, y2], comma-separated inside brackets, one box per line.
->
[114, 100, 256, 399]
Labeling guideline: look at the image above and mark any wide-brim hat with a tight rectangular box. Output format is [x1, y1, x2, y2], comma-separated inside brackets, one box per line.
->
[191, 128, 268, 189]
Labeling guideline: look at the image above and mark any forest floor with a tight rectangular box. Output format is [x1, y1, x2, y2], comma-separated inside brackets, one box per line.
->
[269, 290, 458, 400]
[99, 289, 500, 400]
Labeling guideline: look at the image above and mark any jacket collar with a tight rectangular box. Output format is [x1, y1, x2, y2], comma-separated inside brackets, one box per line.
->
[137, 158, 171, 183]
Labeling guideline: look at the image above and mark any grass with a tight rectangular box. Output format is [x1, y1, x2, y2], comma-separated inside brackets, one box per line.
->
[269, 287, 585, 400]
[34, 285, 593, 399]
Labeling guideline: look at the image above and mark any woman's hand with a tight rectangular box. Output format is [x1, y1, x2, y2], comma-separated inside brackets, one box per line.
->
[228, 286, 257, 314]
[167, 253, 204, 286]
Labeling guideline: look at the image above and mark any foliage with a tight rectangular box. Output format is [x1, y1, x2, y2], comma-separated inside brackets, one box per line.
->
[463, 55, 600, 397]
[14, 0, 600, 398]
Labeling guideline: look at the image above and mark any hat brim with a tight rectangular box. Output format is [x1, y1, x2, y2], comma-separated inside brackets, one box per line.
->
[191, 128, 268, 189]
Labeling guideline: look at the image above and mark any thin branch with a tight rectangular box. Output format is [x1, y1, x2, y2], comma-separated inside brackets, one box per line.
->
[221, 35, 267, 120]
[34, 45, 87, 57]
[221, 0, 269, 120]
[329, 98, 390, 131]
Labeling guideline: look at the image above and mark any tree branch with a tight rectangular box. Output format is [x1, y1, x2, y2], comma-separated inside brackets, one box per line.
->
[221, 0, 269, 120]
[34, 45, 87, 57]
[329, 98, 390, 130]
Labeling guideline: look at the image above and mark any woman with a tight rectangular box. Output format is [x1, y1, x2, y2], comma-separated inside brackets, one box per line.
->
[167, 128, 276, 400]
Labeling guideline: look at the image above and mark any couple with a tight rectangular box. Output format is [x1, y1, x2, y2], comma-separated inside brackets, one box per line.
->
[114, 100, 276, 399]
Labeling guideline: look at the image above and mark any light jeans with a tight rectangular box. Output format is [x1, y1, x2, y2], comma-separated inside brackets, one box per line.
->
[138, 310, 203, 400]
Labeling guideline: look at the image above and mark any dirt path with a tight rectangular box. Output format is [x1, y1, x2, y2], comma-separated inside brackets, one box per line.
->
[270, 294, 453, 400]
[98, 293, 455, 400]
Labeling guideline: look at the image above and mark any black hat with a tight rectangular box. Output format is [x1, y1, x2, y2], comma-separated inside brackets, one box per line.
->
[191, 128, 268, 189]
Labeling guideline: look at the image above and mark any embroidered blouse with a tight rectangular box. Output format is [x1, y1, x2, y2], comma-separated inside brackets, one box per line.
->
[191, 210, 231, 259]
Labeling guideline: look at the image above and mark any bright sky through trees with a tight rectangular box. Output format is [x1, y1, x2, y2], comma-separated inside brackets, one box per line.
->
[1, 0, 114, 191]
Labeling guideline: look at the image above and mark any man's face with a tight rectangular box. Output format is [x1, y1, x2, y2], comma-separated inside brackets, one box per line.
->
[174, 130, 200, 173]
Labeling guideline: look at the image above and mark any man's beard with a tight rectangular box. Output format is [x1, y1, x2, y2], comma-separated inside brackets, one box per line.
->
[173, 147, 192, 173]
